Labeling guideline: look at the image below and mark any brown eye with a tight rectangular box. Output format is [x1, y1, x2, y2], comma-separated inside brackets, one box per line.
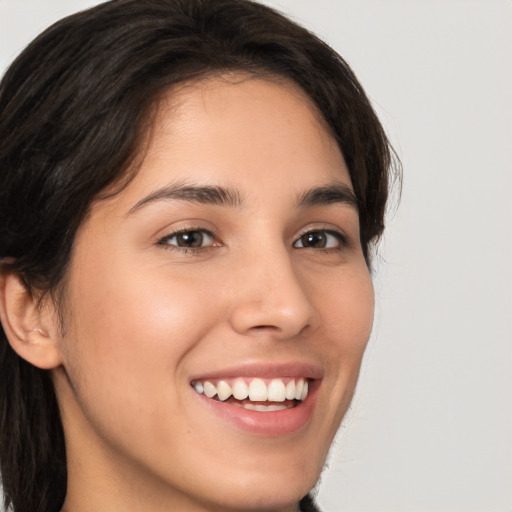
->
[300, 232, 327, 248]
[160, 229, 215, 249]
[294, 230, 344, 249]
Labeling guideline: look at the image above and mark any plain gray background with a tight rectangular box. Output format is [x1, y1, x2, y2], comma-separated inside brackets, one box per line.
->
[1, 1, 511, 511]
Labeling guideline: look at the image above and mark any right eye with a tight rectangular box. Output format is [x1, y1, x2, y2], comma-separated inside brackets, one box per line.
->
[157, 229, 216, 250]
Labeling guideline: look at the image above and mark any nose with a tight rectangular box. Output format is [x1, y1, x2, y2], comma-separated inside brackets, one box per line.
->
[228, 248, 317, 340]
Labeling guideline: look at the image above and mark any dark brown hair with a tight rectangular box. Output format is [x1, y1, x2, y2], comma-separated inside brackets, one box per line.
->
[0, 1, 399, 510]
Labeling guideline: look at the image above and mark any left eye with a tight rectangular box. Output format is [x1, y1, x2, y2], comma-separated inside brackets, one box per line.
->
[159, 229, 215, 248]
[293, 230, 344, 249]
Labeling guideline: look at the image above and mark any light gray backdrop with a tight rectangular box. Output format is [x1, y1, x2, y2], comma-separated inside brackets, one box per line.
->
[0, 1, 511, 511]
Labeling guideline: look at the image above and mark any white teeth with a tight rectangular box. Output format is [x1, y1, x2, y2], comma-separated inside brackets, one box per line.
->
[203, 381, 217, 398]
[243, 403, 289, 412]
[248, 378, 268, 401]
[216, 380, 231, 401]
[268, 379, 286, 402]
[295, 379, 304, 401]
[301, 380, 308, 400]
[191, 377, 310, 403]
[232, 379, 249, 400]
[285, 380, 296, 400]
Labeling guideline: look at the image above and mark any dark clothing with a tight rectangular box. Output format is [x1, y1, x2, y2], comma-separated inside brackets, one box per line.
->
[300, 494, 321, 512]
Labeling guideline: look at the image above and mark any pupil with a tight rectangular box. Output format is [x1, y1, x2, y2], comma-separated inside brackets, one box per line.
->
[178, 231, 203, 247]
[303, 232, 326, 248]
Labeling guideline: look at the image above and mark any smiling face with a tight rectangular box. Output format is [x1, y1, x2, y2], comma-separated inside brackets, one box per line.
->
[51, 76, 374, 512]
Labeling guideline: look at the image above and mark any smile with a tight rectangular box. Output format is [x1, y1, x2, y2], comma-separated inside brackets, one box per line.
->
[191, 377, 309, 412]
[189, 364, 321, 435]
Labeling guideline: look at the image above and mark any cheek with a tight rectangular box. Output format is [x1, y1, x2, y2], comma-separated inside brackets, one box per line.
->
[310, 266, 374, 423]
[62, 253, 220, 404]
[58, 257, 228, 464]
[312, 264, 374, 355]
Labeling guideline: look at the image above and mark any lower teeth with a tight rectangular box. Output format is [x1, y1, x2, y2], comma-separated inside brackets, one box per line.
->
[242, 403, 290, 412]
[223, 397, 297, 412]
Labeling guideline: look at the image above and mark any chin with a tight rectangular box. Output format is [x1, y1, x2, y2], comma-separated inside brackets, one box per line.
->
[186, 440, 325, 511]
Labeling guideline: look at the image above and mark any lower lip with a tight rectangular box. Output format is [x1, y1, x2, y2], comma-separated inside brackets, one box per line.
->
[193, 381, 320, 436]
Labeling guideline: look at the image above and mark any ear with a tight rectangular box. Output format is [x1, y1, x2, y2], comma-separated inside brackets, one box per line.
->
[0, 272, 63, 369]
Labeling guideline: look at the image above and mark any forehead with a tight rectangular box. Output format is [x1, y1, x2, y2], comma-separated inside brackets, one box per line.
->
[101, 74, 352, 214]
[156, 73, 334, 141]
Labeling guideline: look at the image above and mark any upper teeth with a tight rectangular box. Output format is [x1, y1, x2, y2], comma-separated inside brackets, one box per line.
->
[192, 377, 309, 402]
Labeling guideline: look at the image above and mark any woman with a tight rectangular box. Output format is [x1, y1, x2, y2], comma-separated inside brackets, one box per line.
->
[0, 1, 399, 511]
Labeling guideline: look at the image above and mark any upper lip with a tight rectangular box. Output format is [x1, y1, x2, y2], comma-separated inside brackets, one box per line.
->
[189, 361, 324, 382]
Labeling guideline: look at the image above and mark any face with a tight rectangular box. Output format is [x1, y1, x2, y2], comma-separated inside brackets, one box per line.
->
[52, 76, 374, 512]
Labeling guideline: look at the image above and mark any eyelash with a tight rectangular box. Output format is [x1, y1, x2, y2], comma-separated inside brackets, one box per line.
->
[156, 227, 348, 254]
[156, 227, 218, 254]
[293, 229, 348, 252]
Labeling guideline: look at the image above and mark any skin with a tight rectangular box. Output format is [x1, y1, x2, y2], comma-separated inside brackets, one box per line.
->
[23, 76, 374, 511]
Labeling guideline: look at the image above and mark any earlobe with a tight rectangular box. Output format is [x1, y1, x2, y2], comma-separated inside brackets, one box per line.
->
[0, 272, 63, 369]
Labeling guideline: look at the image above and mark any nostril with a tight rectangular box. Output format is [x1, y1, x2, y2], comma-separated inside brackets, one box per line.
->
[249, 323, 311, 338]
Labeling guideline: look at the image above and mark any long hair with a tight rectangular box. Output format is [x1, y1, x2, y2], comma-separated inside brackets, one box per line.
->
[0, 1, 399, 510]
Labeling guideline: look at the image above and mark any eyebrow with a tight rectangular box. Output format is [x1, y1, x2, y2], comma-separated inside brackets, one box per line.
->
[297, 183, 359, 211]
[126, 181, 358, 216]
[126, 183, 244, 215]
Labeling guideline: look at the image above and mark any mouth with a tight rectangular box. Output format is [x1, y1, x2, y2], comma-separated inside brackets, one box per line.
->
[191, 377, 309, 412]
[189, 363, 322, 435]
